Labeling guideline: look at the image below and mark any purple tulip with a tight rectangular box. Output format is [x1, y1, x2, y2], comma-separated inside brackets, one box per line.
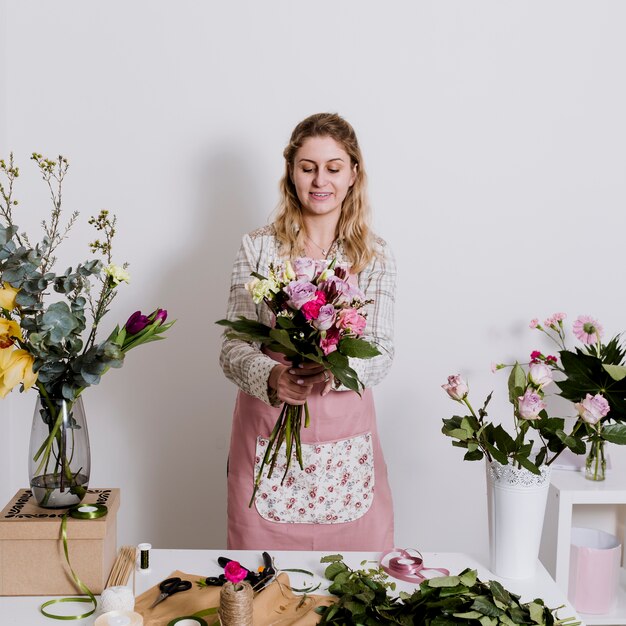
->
[152, 308, 168, 324]
[125, 311, 150, 335]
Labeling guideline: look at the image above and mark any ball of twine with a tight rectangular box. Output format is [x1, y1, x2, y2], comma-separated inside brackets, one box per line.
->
[218, 581, 253, 625]
[100, 585, 135, 612]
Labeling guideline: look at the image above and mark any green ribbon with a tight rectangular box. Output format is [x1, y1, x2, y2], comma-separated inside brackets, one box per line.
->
[40, 504, 107, 620]
[69, 503, 108, 520]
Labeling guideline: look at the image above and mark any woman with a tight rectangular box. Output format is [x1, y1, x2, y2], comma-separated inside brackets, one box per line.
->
[220, 112, 396, 551]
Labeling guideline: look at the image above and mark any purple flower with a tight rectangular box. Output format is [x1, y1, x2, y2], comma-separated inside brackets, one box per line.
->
[312, 303, 336, 330]
[152, 308, 168, 324]
[125, 311, 150, 335]
[575, 393, 610, 425]
[283, 280, 317, 310]
[517, 389, 546, 420]
[442, 375, 469, 402]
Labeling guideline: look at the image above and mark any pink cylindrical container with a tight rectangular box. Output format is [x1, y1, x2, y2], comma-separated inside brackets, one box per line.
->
[568, 527, 621, 614]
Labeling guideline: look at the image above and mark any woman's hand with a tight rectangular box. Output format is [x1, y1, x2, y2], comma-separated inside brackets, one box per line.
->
[269, 362, 331, 404]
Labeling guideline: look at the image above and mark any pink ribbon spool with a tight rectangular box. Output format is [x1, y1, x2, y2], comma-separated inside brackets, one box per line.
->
[380, 548, 450, 584]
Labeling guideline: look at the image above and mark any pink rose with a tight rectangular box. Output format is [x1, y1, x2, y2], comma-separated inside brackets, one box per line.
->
[517, 389, 546, 420]
[283, 281, 317, 310]
[529, 318, 539, 329]
[442, 375, 469, 401]
[224, 560, 248, 584]
[312, 303, 336, 330]
[575, 393, 610, 425]
[528, 362, 553, 389]
[301, 290, 327, 320]
[292, 257, 316, 281]
[320, 327, 340, 355]
[336, 308, 367, 336]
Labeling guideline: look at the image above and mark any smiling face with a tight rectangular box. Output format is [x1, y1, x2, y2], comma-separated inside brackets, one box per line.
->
[291, 136, 357, 219]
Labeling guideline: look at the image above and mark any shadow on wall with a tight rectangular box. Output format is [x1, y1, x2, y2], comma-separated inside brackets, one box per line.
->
[100, 143, 267, 549]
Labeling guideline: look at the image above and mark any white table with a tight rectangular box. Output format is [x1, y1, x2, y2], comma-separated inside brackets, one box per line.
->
[0, 549, 582, 625]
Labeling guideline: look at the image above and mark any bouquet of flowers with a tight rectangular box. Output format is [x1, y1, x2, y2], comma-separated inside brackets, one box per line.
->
[217, 256, 380, 504]
[0, 153, 174, 504]
[529, 313, 626, 479]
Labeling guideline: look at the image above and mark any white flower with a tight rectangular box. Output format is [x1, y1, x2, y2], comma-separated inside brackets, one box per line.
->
[246, 277, 279, 304]
[528, 363, 553, 389]
[104, 264, 130, 285]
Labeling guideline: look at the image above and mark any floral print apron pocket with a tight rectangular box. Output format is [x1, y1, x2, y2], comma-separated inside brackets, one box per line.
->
[253, 432, 375, 524]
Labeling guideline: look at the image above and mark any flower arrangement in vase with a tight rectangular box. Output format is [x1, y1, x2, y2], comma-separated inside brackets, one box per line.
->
[528, 313, 626, 480]
[0, 153, 174, 507]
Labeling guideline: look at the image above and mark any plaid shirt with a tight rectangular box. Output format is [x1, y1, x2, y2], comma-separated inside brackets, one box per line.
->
[219, 225, 396, 406]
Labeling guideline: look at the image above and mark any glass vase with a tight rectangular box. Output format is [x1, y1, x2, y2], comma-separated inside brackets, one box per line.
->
[585, 438, 606, 481]
[28, 395, 90, 508]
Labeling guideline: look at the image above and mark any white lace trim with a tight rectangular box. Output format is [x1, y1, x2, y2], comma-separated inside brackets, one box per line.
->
[487, 460, 551, 488]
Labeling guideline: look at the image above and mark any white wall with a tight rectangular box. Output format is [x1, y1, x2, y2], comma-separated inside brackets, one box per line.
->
[2, 1, 626, 559]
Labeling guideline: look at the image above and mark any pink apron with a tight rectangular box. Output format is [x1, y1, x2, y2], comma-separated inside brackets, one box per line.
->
[227, 360, 394, 551]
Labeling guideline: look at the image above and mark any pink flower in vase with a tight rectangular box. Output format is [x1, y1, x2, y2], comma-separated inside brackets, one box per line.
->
[517, 389, 546, 420]
[573, 315, 603, 344]
[575, 393, 610, 425]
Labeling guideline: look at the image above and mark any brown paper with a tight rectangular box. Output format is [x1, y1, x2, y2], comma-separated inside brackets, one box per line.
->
[135, 570, 335, 626]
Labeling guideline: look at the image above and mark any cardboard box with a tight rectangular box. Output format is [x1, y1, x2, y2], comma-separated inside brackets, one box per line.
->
[0, 488, 119, 596]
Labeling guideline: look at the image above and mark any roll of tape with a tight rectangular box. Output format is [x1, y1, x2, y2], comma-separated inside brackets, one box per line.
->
[167, 618, 208, 626]
[100, 586, 135, 612]
[94, 609, 143, 626]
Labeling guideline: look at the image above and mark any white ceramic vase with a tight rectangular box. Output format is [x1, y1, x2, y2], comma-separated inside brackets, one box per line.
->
[486, 460, 551, 579]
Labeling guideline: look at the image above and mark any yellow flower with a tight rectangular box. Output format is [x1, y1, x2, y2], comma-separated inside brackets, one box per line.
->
[0, 348, 37, 398]
[0, 318, 23, 348]
[0, 283, 19, 310]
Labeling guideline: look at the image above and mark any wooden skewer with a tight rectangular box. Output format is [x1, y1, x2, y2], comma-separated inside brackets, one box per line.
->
[106, 545, 136, 587]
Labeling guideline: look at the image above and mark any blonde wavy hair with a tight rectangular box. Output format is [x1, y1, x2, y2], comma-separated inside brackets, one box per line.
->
[273, 113, 375, 273]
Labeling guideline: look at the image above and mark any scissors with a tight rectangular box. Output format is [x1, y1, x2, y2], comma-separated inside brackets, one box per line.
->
[149, 577, 192, 609]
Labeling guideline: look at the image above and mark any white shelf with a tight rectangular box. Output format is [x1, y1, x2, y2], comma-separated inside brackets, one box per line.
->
[541, 469, 626, 624]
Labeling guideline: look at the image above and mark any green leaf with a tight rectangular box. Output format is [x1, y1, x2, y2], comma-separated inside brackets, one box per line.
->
[603, 364, 626, 382]
[484, 442, 508, 465]
[603, 423, 626, 445]
[41, 301, 79, 343]
[338, 337, 380, 359]
[493, 425, 516, 455]
[269, 328, 298, 353]
[528, 601, 546, 624]
[325, 562, 348, 580]
[320, 554, 344, 563]
[428, 575, 460, 588]
[490, 580, 511, 605]
[508, 363, 526, 404]
[458, 569, 478, 587]
[472, 596, 504, 617]
[556, 430, 587, 454]
[513, 454, 541, 475]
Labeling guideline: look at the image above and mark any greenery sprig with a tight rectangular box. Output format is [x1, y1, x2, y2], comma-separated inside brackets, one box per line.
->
[316, 555, 580, 626]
